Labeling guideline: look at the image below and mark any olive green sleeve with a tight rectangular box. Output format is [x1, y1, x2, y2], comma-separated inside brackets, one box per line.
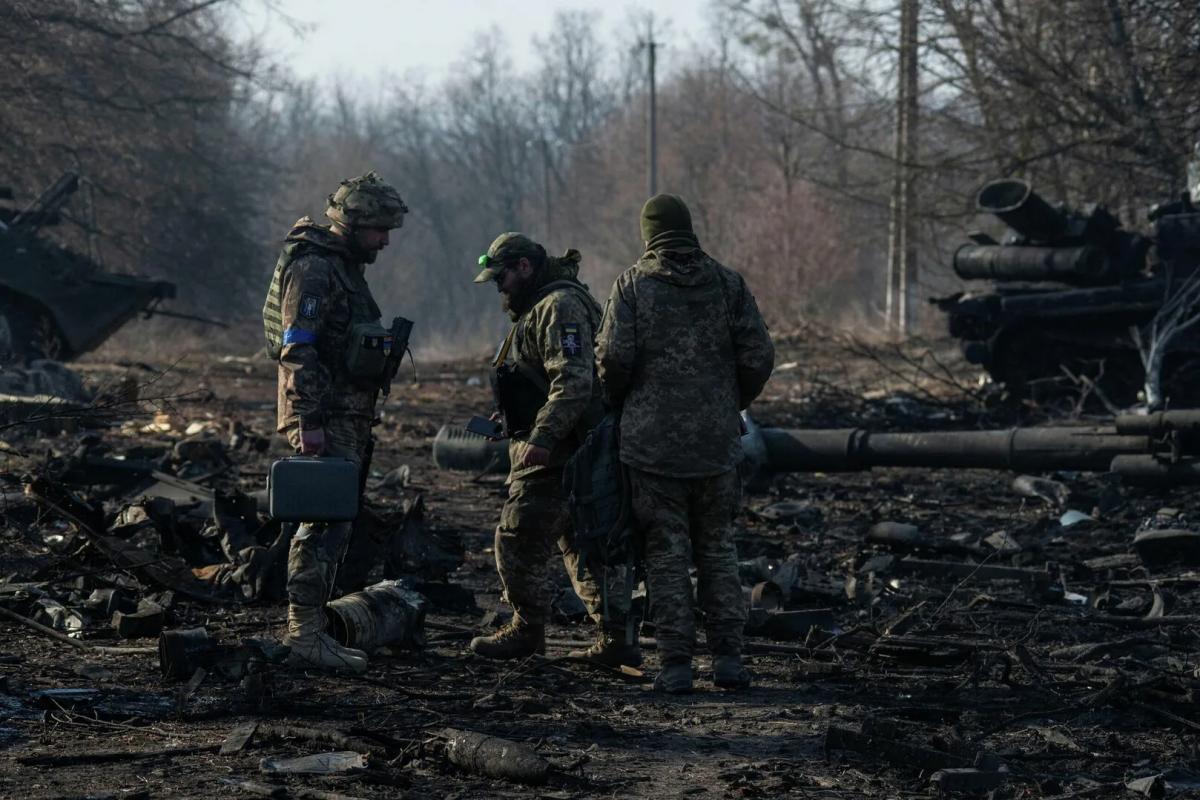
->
[526, 293, 596, 451]
[595, 271, 637, 407]
[279, 255, 334, 428]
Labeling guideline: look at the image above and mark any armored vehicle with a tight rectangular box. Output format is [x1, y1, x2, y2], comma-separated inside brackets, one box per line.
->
[0, 171, 175, 363]
[935, 179, 1200, 405]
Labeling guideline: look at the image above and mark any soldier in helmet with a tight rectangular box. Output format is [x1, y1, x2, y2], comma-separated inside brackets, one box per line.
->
[468, 233, 639, 666]
[595, 194, 774, 693]
[262, 171, 408, 672]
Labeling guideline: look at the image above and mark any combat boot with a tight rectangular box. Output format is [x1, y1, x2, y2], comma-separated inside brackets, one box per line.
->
[284, 602, 368, 674]
[653, 659, 694, 694]
[469, 621, 545, 660]
[712, 655, 752, 690]
[568, 626, 643, 668]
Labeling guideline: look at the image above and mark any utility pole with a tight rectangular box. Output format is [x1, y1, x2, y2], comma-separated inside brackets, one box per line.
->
[886, 0, 919, 334]
[640, 20, 659, 198]
[540, 137, 552, 242]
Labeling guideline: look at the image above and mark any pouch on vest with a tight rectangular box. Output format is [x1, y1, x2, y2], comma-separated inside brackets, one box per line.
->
[492, 362, 548, 438]
[345, 321, 392, 378]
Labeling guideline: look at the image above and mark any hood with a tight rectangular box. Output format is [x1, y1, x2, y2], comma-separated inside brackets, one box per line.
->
[284, 216, 353, 258]
[635, 245, 716, 288]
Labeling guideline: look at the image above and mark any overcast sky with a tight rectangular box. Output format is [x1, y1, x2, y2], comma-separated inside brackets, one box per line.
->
[236, 0, 715, 86]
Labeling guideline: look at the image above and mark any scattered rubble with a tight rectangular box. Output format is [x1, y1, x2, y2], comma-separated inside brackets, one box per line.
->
[2, 341, 1200, 798]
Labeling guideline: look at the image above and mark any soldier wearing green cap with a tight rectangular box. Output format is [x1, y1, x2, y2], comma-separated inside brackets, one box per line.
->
[595, 193, 775, 693]
[261, 171, 408, 673]
[469, 233, 639, 666]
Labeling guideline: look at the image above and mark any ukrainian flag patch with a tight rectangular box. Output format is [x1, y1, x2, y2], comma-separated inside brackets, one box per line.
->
[560, 323, 582, 357]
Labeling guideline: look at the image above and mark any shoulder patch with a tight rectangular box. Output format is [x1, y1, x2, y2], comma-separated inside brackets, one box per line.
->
[299, 293, 322, 319]
[560, 322, 583, 357]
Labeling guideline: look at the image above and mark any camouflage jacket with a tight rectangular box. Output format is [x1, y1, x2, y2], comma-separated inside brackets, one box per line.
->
[271, 218, 382, 432]
[595, 248, 774, 478]
[502, 280, 603, 483]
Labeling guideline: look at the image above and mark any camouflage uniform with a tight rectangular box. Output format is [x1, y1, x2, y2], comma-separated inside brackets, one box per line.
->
[472, 233, 631, 656]
[271, 220, 383, 434]
[595, 194, 774, 680]
[263, 172, 407, 672]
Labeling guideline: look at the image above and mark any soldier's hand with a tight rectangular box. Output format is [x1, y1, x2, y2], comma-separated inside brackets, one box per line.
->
[518, 443, 551, 468]
[299, 427, 326, 455]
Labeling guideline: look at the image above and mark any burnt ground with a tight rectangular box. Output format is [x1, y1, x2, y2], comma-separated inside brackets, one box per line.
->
[2, 330, 1200, 799]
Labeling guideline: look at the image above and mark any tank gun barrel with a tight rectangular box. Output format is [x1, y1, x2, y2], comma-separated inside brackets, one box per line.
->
[740, 410, 1200, 487]
[977, 178, 1068, 243]
[953, 243, 1111, 283]
[434, 410, 1200, 486]
[12, 171, 80, 231]
[755, 426, 1148, 473]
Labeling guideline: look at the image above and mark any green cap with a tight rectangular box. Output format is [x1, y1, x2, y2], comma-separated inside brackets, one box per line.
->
[473, 232, 544, 283]
[640, 193, 693, 243]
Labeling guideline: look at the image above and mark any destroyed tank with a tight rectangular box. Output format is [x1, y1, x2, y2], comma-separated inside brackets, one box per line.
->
[0, 171, 175, 363]
[934, 178, 1200, 405]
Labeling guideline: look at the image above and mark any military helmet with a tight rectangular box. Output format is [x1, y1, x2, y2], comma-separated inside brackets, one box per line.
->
[325, 171, 408, 229]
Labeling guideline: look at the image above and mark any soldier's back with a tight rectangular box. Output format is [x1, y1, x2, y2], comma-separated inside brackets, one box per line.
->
[616, 250, 744, 478]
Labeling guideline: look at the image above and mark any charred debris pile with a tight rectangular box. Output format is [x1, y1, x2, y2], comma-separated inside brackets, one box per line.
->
[0, 362, 457, 669]
[0, 356, 1200, 796]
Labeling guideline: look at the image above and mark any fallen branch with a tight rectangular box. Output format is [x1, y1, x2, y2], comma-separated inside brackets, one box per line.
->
[1132, 701, 1200, 733]
[253, 722, 387, 759]
[18, 743, 218, 767]
[0, 604, 155, 655]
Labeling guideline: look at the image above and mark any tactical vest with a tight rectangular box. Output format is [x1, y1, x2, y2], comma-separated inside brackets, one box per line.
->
[333, 260, 389, 382]
[492, 280, 604, 438]
[263, 239, 387, 379]
[262, 240, 312, 360]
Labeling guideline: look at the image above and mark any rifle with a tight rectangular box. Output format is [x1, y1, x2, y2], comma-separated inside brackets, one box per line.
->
[381, 315, 414, 398]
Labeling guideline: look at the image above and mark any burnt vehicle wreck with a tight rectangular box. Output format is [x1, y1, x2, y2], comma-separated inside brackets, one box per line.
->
[935, 178, 1200, 404]
[0, 171, 176, 364]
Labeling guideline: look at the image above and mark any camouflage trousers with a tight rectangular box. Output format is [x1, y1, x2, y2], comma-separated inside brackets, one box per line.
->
[284, 415, 372, 608]
[630, 467, 746, 664]
[495, 472, 631, 628]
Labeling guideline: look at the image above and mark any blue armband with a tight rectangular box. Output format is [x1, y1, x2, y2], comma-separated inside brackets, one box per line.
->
[283, 327, 318, 346]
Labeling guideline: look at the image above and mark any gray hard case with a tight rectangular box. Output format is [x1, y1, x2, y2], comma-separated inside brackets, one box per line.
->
[268, 456, 360, 522]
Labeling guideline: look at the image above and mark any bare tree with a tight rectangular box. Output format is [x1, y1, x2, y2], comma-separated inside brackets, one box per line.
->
[0, 0, 276, 318]
[1132, 269, 1200, 410]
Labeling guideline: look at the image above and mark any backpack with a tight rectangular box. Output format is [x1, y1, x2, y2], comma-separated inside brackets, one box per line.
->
[562, 412, 635, 580]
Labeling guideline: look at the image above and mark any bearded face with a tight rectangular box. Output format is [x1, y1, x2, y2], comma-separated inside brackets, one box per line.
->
[497, 260, 539, 318]
[351, 226, 390, 264]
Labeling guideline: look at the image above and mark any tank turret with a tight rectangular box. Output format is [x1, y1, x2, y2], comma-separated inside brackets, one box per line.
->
[0, 171, 176, 363]
[935, 179, 1200, 405]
